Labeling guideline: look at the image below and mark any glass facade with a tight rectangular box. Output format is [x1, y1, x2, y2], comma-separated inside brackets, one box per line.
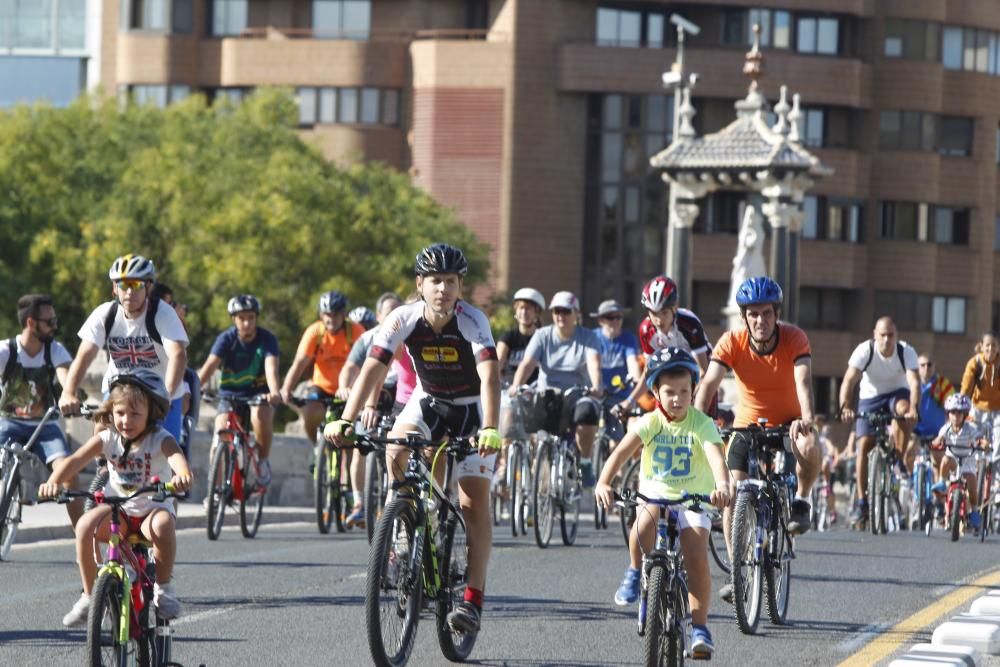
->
[296, 86, 400, 127]
[313, 0, 371, 40]
[0, 0, 85, 52]
[0, 54, 85, 106]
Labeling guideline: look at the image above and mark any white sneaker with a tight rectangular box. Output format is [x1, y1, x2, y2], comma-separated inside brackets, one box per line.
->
[63, 593, 91, 627]
[154, 583, 182, 620]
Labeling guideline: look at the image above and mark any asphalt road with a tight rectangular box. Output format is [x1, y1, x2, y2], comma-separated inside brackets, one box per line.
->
[1, 507, 998, 667]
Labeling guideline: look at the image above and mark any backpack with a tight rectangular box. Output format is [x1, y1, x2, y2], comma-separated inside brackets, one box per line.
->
[1, 337, 60, 403]
[102, 299, 162, 357]
[861, 339, 906, 374]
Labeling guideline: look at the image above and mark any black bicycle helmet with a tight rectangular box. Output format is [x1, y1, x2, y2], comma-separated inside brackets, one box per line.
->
[414, 243, 468, 277]
[227, 294, 260, 315]
[318, 290, 348, 314]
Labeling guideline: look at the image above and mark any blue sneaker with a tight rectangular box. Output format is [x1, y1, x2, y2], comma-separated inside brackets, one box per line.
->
[257, 459, 272, 487]
[690, 624, 714, 659]
[931, 481, 946, 495]
[345, 506, 366, 529]
[614, 567, 640, 606]
[580, 461, 596, 489]
[970, 509, 982, 532]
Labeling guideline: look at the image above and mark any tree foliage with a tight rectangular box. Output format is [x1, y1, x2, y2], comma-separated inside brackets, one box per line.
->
[0, 89, 489, 361]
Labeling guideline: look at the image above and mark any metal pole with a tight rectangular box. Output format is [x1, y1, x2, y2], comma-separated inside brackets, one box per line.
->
[665, 25, 691, 307]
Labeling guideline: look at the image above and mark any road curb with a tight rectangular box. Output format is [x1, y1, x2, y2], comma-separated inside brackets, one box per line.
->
[14, 509, 315, 545]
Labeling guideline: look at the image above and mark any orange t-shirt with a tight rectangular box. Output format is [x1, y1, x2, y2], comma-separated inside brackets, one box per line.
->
[712, 323, 811, 428]
[297, 321, 365, 395]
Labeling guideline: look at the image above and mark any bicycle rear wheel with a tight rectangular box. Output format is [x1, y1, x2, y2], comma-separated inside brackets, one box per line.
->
[593, 436, 609, 530]
[365, 451, 388, 544]
[915, 465, 930, 532]
[437, 512, 477, 662]
[206, 444, 230, 541]
[708, 513, 731, 575]
[314, 442, 336, 534]
[366, 497, 423, 667]
[240, 449, 265, 538]
[868, 451, 885, 535]
[87, 571, 144, 667]
[765, 505, 792, 625]
[950, 488, 963, 542]
[508, 443, 523, 538]
[0, 462, 21, 561]
[731, 491, 763, 635]
[532, 439, 555, 548]
[619, 457, 641, 547]
[560, 442, 581, 546]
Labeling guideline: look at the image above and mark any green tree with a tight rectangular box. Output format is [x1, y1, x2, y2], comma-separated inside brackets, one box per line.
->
[0, 89, 489, 364]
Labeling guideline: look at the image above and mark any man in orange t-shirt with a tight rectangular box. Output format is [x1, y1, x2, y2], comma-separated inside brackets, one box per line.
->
[695, 277, 820, 601]
[280, 290, 364, 444]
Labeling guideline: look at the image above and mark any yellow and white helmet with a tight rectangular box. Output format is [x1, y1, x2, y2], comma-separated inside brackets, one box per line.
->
[108, 254, 157, 282]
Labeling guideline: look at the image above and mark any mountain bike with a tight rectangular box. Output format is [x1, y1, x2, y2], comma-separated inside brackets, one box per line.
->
[204, 395, 268, 540]
[617, 488, 714, 666]
[46, 481, 185, 667]
[532, 385, 591, 548]
[291, 395, 351, 534]
[363, 417, 394, 543]
[726, 422, 795, 635]
[505, 386, 534, 538]
[0, 405, 94, 560]
[362, 433, 477, 667]
[593, 385, 630, 531]
[940, 443, 987, 542]
[910, 437, 936, 535]
[859, 411, 906, 535]
[809, 472, 833, 532]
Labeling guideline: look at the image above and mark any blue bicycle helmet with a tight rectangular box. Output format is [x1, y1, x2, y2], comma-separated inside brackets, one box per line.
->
[735, 277, 783, 308]
[348, 305, 377, 330]
[645, 347, 701, 391]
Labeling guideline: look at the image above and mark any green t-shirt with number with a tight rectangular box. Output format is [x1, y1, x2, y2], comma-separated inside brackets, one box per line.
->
[632, 407, 722, 498]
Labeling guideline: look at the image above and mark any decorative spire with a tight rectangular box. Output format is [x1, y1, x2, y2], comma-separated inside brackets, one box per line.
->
[788, 92, 802, 143]
[773, 85, 790, 136]
[735, 23, 766, 118]
[678, 87, 696, 140]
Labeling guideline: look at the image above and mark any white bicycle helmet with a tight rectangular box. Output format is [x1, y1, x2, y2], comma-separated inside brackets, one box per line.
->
[512, 287, 545, 311]
[944, 393, 971, 412]
[108, 254, 157, 282]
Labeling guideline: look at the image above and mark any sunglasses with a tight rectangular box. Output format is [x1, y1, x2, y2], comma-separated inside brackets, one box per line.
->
[552, 308, 573, 316]
[36, 317, 58, 326]
[114, 280, 146, 291]
[601, 314, 623, 321]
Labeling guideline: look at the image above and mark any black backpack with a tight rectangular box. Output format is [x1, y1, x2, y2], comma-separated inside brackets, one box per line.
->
[861, 339, 906, 374]
[1, 337, 59, 403]
[102, 299, 162, 356]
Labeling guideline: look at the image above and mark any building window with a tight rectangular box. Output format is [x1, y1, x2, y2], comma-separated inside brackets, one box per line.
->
[933, 296, 966, 334]
[797, 16, 839, 55]
[596, 6, 664, 49]
[801, 196, 864, 242]
[996, 216, 1000, 251]
[125, 84, 190, 108]
[879, 110, 972, 157]
[812, 376, 842, 417]
[875, 291, 933, 332]
[883, 19, 939, 61]
[993, 302, 1000, 334]
[691, 281, 729, 328]
[723, 8, 792, 50]
[880, 201, 970, 245]
[942, 24, 1000, 75]
[799, 287, 859, 330]
[694, 191, 745, 235]
[584, 93, 672, 311]
[133, 0, 167, 31]
[313, 0, 371, 40]
[296, 86, 401, 127]
[211, 0, 247, 36]
[172, 0, 193, 33]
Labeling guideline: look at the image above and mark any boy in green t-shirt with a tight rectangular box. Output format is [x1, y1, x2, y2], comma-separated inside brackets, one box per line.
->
[595, 347, 731, 659]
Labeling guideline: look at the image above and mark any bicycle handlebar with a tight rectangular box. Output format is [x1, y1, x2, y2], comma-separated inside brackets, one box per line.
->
[202, 393, 270, 407]
[41, 480, 183, 506]
[356, 432, 477, 455]
[614, 488, 713, 510]
[289, 395, 346, 409]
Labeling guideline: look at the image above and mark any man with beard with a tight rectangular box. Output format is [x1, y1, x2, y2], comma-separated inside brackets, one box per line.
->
[0, 294, 80, 526]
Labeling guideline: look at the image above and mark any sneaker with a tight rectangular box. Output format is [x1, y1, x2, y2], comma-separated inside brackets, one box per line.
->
[614, 567, 641, 606]
[935, 501, 945, 520]
[447, 601, 481, 633]
[690, 624, 715, 659]
[580, 461, 596, 489]
[345, 506, 366, 529]
[154, 583, 182, 620]
[257, 459, 272, 487]
[849, 499, 868, 527]
[719, 583, 734, 605]
[787, 499, 811, 535]
[931, 481, 947, 495]
[970, 509, 982, 532]
[62, 593, 91, 627]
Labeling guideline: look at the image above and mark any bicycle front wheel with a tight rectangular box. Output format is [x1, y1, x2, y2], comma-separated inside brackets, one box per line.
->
[868, 450, 885, 535]
[0, 462, 21, 561]
[619, 457, 641, 547]
[532, 439, 555, 548]
[365, 451, 388, 544]
[206, 444, 230, 541]
[560, 444, 581, 546]
[314, 443, 336, 534]
[593, 436, 609, 530]
[765, 503, 792, 625]
[642, 564, 683, 667]
[950, 488, 963, 542]
[366, 497, 423, 667]
[239, 450, 265, 539]
[732, 491, 763, 635]
[87, 571, 144, 667]
[437, 512, 477, 662]
[708, 513, 731, 575]
[508, 443, 523, 538]
[915, 465, 930, 533]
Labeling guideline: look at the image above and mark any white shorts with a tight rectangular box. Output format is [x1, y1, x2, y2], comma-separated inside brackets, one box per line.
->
[636, 482, 712, 531]
[395, 389, 495, 481]
[945, 450, 980, 476]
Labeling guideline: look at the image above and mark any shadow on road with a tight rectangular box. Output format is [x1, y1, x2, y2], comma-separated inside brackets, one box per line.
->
[486, 594, 633, 622]
[0, 629, 84, 647]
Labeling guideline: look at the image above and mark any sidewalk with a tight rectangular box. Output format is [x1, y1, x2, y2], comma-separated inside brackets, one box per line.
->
[13, 501, 315, 545]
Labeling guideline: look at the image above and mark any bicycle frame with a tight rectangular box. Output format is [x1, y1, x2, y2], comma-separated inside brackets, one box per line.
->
[217, 399, 263, 503]
[637, 507, 688, 639]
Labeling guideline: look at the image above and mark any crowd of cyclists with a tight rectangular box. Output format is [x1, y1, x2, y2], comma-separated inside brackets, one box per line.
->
[2, 245, 999, 663]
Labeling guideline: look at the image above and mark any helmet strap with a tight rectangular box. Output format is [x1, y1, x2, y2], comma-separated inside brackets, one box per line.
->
[656, 400, 679, 422]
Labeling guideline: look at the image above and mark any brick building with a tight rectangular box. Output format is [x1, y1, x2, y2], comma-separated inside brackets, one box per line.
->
[17, 0, 1000, 410]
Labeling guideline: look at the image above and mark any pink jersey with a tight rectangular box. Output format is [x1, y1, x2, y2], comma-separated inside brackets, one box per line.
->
[392, 345, 417, 404]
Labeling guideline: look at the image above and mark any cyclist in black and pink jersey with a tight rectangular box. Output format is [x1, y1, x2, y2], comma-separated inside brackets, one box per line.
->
[325, 243, 501, 635]
[620, 275, 714, 415]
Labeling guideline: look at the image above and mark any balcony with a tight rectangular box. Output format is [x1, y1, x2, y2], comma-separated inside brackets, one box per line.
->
[117, 32, 202, 83]
[559, 44, 872, 108]
[216, 28, 410, 88]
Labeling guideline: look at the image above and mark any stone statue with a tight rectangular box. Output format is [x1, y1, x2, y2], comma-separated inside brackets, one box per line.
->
[726, 205, 767, 313]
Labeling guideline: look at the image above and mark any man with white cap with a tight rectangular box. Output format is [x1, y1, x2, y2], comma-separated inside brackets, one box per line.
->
[590, 299, 640, 407]
[511, 290, 604, 487]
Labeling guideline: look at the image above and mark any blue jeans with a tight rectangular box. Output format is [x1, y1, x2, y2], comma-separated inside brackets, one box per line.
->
[0, 418, 69, 464]
[163, 398, 183, 444]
